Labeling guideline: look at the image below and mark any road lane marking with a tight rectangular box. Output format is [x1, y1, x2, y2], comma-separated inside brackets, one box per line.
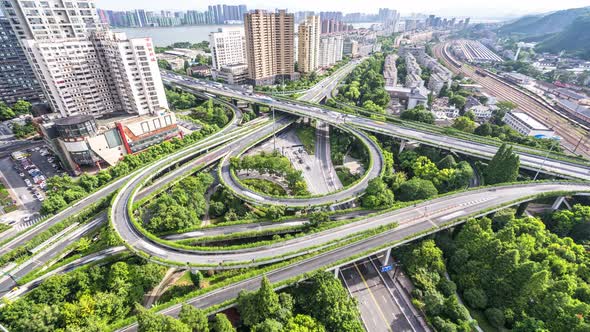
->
[354, 262, 393, 332]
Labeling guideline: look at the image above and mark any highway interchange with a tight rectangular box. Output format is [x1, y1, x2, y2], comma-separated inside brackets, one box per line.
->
[2, 49, 590, 331]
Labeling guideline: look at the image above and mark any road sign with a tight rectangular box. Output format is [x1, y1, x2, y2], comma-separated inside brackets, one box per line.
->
[381, 265, 393, 273]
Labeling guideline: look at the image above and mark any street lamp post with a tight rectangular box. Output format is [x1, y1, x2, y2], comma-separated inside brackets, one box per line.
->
[533, 135, 561, 181]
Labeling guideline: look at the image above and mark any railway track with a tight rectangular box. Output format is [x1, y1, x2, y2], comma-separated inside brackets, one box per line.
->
[435, 43, 590, 158]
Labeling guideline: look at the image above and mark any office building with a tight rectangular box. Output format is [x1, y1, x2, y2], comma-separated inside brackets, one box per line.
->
[0, 17, 44, 105]
[318, 35, 343, 68]
[503, 111, 555, 137]
[297, 15, 321, 74]
[209, 27, 247, 71]
[1, 0, 169, 117]
[244, 9, 295, 85]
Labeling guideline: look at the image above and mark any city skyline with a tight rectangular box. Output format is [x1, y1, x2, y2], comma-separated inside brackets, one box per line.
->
[95, 0, 590, 19]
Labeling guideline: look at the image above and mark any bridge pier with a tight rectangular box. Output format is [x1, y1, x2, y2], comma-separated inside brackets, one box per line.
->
[516, 202, 529, 217]
[399, 140, 407, 154]
[551, 196, 572, 211]
[379, 248, 392, 267]
[252, 104, 260, 113]
[334, 266, 340, 278]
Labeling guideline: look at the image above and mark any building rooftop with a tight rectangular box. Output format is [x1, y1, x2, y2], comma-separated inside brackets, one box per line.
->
[556, 88, 588, 101]
[54, 114, 95, 126]
[510, 111, 550, 131]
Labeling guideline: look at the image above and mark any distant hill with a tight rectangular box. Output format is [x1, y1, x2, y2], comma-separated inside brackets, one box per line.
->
[535, 14, 590, 60]
[498, 6, 590, 37]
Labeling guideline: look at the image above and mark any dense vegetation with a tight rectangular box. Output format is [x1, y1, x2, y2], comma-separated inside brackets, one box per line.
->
[361, 139, 474, 209]
[546, 204, 590, 243]
[11, 119, 37, 139]
[399, 240, 474, 331]
[400, 105, 435, 124]
[337, 54, 391, 113]
[141, 173, 213, 233]
[330, 127, 369, 186]
[0, 258, 165, 331]
[536, 14, 590, 60]
[483, 143, 520, 185]
[231, 151, 309, 196]
[136, 272, 362, 332]
[445, 212, 590, 331]
[498, 7, 590, 37]
[0, 100, 31, 121]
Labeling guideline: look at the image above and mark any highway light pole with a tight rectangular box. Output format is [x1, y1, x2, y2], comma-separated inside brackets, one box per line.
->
[533, 135, 561, 181]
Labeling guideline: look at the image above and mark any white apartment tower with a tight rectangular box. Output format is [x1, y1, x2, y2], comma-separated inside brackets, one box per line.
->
[297, 15, 320, 74]
[318, 35, 343, 68]
[0, 0, 168, 117]
[209, 27, 247, 70]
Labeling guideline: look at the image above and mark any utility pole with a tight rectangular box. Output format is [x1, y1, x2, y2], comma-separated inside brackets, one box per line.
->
[573, 135, 585, 154]
[534, 135, 560, 181]
[272, 107, 277, 152]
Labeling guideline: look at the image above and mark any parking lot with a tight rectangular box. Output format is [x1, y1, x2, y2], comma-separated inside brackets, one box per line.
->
[0, 146, 65, 218]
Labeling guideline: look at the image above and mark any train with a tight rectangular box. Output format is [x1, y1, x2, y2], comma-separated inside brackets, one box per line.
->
[475, 69, 487, 77]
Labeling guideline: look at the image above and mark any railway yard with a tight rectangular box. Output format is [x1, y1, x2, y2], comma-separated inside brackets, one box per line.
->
[434, 42, 590, 158]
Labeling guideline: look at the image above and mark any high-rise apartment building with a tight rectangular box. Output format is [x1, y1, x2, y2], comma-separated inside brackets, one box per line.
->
[1, 0, 168, 117]
[318, 35, 343, 68]
[297, 15, 320, 74]
[244, 9, 295, 85]
[0, 17, 44, 105]
[209, 27, 246, 70]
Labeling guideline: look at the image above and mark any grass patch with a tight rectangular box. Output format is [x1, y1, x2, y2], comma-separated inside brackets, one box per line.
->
[242, 178, 288, 196]
[336, 168, 360, 187]
[295, 125, 316, 154]
[0, 223, 10, 233]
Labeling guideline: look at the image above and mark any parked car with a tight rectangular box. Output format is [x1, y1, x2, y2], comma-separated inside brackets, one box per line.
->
[24, 179, 32, 187]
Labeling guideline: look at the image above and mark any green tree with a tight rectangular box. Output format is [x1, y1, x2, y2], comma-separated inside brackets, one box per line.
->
[485, 308, 505, 328]
[361, 177, 395, 209]
[293, 271, 363, 332]
[136, 304, 190, 332]
[284, 314, 326, 332]
[179, 304, 209, 332]
[400, 107, 435, 124]
[484, 144, 520, 184]
[396, 178, 438, 201]
[463, 288, 487, 309]
[450, 95, 467, 110]
[12, 100, 32, 115]
[412, 156, 439, 180]
[452, 116, 477, 133]
[237, 277, 280, 326]
[211, 314, 235, 332]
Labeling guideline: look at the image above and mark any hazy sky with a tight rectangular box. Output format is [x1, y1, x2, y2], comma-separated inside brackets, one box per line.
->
[95, 0, 590, 19]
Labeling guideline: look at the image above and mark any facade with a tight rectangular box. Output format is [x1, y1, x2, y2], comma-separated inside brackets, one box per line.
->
[318, 35, 344, 68]
[0, 17, 44, 104]
[244, 10, 295, 85]
[212, 63, 249, 85]
[503, 111, 555, 137]
[383, 54, 398, 87]
[1, 0, 169, 118]
[209, 27, 246, 70]
[297, 15, 321, 74]
[343, 39, 359, 57]
[244, 9, 295, 85]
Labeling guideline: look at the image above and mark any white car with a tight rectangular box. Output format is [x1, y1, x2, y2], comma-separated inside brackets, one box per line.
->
[24, 179, 32, 187]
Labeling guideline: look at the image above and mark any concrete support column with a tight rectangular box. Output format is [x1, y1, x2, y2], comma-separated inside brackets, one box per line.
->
[252, 104, 260, 113]
[381, 248, 392, 267]
[552, 196, 572, 210]
[334, 266, 340, 278]
[516, 202, 529, 217]
[399, 140, 407, 154]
